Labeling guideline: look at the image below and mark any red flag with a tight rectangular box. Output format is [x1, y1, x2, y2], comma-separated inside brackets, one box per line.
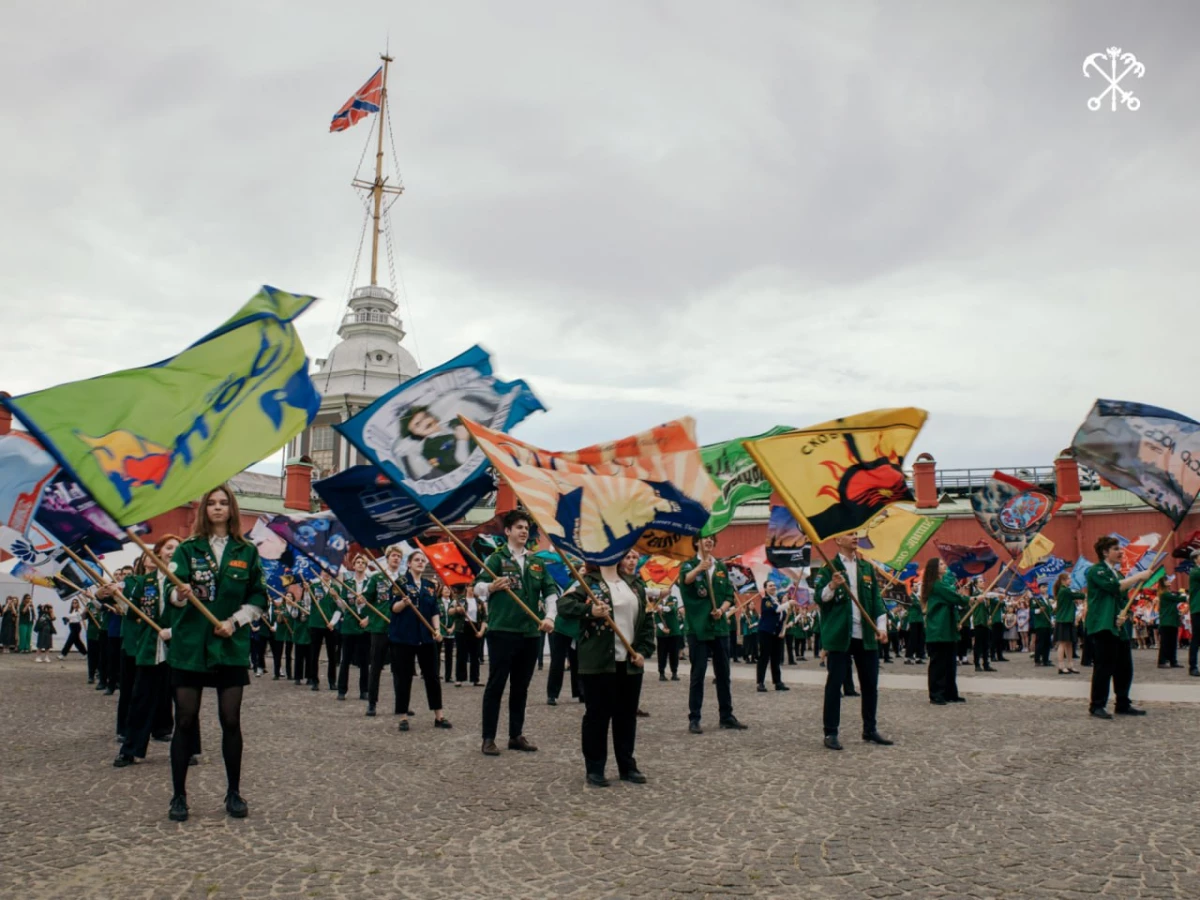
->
[330, 67, 383, 133]
[417, 540, 473, 586]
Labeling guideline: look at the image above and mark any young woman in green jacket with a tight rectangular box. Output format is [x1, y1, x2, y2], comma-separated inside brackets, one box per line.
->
[1052, 573, 1083, 675]
[921, 557, 966, 705]
[558, 547, 656, 788]
[166, 484, 267, 823]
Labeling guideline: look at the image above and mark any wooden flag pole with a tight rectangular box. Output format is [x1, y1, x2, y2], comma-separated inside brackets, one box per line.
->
[424, 510, 544, 627]
[54, 572, 162, 635]
[62, 546, 163, 634]
[362, 548, 438, 637]
[1117, 530, 1176, 625]
[412, 537, 481, 638]
[124, 528, 223, 630]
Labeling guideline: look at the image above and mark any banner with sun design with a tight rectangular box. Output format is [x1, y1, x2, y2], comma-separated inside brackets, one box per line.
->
[970, 471, 1061, 561]
[741, 408, 927, 542]
[460, 417, 721, 565]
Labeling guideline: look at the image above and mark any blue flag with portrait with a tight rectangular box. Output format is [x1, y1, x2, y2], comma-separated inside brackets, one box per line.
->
[334, 345, 544, 514]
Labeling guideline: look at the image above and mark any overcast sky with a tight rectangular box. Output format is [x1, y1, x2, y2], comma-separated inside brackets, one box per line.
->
[2, 1, 1196, 477]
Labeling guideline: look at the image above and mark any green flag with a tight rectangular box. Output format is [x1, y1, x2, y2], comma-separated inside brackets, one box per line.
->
[700, 425, 792, 535]
[3, 286, 320, 526]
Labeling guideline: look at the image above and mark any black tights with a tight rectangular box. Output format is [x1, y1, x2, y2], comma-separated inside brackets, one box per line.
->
[170, 685, 244, 798]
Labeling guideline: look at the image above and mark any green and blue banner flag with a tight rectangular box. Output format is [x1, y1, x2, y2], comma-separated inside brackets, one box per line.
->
[1, 286, 321, 526]
[334, 345, 544, 515]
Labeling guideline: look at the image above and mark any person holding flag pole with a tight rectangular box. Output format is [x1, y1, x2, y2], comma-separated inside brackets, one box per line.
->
[335, 554, 374, 701]
[1086, 535, 1153, 719]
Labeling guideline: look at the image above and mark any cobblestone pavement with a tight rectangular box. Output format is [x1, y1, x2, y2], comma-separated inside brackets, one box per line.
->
[2, 652, 1197, 899]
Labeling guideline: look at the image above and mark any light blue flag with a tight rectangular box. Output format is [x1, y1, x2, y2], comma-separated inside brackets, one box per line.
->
[1068, 557, 1093, 591]
[334, 345, 544, 513]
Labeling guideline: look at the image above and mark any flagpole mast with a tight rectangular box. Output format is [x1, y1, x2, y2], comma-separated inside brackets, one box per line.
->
[369, 52, 392, 286]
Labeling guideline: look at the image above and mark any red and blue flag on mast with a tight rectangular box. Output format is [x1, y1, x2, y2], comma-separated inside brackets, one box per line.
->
[329, 67, 383, 133]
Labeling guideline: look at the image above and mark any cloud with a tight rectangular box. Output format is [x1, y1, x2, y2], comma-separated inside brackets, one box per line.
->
[2, 0, 1197, 479]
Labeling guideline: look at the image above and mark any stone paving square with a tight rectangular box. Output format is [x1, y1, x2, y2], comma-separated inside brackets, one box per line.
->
[1, 651, 1197, 899]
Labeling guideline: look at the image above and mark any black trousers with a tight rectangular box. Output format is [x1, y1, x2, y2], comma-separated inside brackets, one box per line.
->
[456, 628, 482, 684]
[756, 632, 784, 686]
[120, 663, 171, 759]
[1034, 627, 1053, 665]
[87, 636, 102, 680]
[390, 642, 442, 714]
[990, 622, 1007, 659]
[282, 642, 294, 679]
[1158, 627, 1178, 666]
[927, 640, 959, 701]
[824, 639, 878, 736]
[308, 627, 339, 687]
[905, 623, 925, 660]
[269, 638, 284, 677]
[1081, 629, 1094, 667]
[367, 633, 391, 705]
[441, 637, 455, 682]
[973, 625, 990, 666]
[687, 635, 732, 724]
[1090, 631, 1135, 711]
[785, 634, 797, 664]
[546, 631, 580, 700]
[743, 632, 758, 663]
[116, 652, 136, 737]
[60, 623, 86, 657]
[957, 627, 971, 660]
[104, 635, 123, 687]
[292, 643, 309, 684]
[249, 637, 266, 672]
[581, 663, 642, 777]
[337, 633, 370, 696]
[728, 630, 740, 662]
[656, 633, 678, 676]
[798, 637, 808, 659]
[481, 632, 540, 742]
[1191, 614, 1200, 670]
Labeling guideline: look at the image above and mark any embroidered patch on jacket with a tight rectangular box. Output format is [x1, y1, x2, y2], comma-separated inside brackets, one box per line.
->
[229, 559, 249, 570]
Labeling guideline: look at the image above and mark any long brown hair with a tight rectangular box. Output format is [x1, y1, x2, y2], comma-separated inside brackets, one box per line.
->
[192, 485, 245, 541]
[1052, 573, 1069, 595]
[920, 557, 941, 603]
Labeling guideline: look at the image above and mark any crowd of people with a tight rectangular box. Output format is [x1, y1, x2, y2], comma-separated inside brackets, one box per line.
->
[13, 483, 1199, 821]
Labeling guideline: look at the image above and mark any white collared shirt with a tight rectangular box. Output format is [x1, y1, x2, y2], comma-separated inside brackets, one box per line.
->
[821, 554, 886, 639]
[604, 575, 638, 663]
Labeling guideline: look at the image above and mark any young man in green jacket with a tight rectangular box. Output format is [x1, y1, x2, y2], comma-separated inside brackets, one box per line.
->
[1086, 535, 1152, 718]
[1155, 577, 1186, 669]
[812, 534, 892, 751]
[678, 535, 747, 734]
[474, 510, 556, 756]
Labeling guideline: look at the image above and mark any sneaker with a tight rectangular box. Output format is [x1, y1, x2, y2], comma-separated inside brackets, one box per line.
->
[224, 790, 248, 818]
[168, 794, 189, 822]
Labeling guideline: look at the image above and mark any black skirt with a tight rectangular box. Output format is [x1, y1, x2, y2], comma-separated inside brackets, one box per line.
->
[170, 665, 251, 689]
[1054, 622, 1076, 643]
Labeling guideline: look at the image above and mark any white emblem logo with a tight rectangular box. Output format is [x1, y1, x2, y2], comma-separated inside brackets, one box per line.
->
[1083, 47, 1144, 111]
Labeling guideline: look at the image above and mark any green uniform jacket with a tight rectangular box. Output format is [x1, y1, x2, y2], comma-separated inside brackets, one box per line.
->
[740, 612, 758, 636]
[289, 592, 311, 646]
[473, 545, 557, 637]
[812, 557, 884, 652]
[1189, 569, 1200, 615]
[1031, 594, 1053, 630]
[167, 536, 268, 673]
[1084, 563, 1126, 639]
[365, 571, 406, 635]
[336, 577, 373, 636]
[120, 592, 143, 657]
[1159, 592, 1185, 628]
[904, 600, 924, 626]
[1055, 588, 1083, 624]
[678, 557, 735, 642]
[990, 597, 1005, 625]
[924, 580, 963, 644]
[307, 580, 338, 630]
[124, 573, 169, 667]
[651, 593, 681, 637]
[272, 602, 294, 642]
[970, 593, 991, 627]
[558, 572, 656, 675]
